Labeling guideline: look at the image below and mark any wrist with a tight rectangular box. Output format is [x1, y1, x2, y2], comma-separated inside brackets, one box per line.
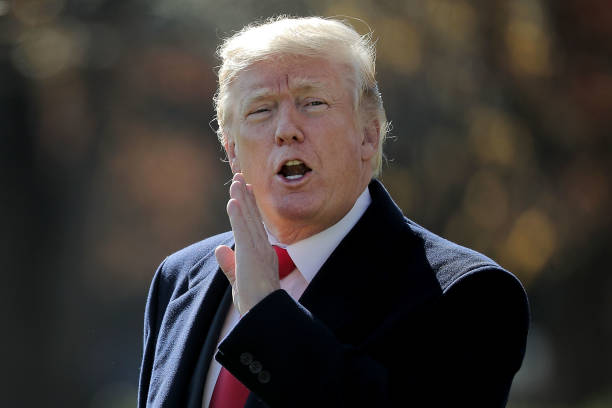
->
[239, 281, 281, 315]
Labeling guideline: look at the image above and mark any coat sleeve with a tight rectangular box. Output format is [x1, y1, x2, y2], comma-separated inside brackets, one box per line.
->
[435, 268, 530, 406]
[215, 268, 529, 408]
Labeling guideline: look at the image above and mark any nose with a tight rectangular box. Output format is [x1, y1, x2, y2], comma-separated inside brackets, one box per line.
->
[274, 104, 304, 145]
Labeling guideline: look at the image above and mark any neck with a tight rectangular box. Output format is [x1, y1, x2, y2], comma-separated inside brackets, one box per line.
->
[264, 181, 371, 245]
[264, 215, 344, 245]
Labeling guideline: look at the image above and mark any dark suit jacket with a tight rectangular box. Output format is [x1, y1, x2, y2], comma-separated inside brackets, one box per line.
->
[138, 180, 529, 407]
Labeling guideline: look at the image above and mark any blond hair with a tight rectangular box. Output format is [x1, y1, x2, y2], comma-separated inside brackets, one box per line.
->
[214, 16, 388, 176]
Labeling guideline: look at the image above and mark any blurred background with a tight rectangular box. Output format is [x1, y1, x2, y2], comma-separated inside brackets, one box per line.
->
[1, 0, 611, 406]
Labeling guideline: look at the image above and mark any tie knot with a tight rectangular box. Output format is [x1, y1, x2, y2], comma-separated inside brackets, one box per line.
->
[273, 245, 295, 279]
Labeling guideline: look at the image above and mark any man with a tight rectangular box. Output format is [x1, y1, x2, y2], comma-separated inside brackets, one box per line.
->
[138, 16, 529, 407]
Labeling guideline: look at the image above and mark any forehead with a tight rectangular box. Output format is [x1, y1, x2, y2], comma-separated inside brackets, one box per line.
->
[230, 55, 354, 100]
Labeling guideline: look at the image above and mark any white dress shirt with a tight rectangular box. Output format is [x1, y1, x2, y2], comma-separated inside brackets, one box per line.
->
[202, 187, 372, 407]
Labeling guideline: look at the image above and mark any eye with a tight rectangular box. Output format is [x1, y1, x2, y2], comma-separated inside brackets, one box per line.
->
[304, 99, 328, 110]
[247, 107, 270, 117]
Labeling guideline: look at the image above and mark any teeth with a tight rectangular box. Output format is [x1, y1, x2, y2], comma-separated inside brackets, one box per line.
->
[279, 159, 311, 180]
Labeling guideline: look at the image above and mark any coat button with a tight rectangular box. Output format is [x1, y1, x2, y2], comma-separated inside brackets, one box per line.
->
[258, 370, 271, 384]
[240, 352, 253, 365]
[249, 360, 262, 374]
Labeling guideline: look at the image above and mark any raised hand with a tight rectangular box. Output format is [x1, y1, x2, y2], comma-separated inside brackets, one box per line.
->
[215, 173, 280, 315]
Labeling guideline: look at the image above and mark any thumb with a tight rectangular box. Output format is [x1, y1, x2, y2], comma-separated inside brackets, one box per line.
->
[215, 245, 236, 285]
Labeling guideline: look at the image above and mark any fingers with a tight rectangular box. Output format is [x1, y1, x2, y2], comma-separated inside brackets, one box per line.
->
[222, 174, 280, 314]
[215, 245, 236, 285]
[230, 174, 260, 230]
[226, 197, 249, 249]
[228, 173, 268, 247]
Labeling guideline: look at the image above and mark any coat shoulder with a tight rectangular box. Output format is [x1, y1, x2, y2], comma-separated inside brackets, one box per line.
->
[404, 218, 520, 292]
[160, 231, 234, 281]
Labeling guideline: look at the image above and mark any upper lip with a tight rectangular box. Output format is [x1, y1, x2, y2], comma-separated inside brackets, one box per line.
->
[275, 157, 311, 174]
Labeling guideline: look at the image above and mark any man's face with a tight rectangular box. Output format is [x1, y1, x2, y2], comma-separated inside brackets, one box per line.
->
[224, 55, 378, 243]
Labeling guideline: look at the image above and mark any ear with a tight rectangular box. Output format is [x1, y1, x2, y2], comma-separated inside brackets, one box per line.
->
[223, 136, 240, 173]
[360, 117, 380, 162]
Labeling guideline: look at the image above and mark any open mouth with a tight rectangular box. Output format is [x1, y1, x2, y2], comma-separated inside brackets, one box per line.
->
[278, 159, 312, 180]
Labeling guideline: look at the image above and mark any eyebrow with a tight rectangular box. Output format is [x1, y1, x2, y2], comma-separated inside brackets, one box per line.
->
[240, 78, 330, 114]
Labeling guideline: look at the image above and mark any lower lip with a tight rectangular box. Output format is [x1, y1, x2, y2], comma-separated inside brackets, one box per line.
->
[276, 170, 312, 186]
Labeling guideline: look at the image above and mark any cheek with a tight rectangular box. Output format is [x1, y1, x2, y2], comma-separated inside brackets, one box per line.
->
[238, 124, 272, 151]
[235, 139, 272, 179]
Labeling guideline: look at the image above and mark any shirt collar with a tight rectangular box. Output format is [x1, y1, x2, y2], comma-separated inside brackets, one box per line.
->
[266, 186, 372, 283]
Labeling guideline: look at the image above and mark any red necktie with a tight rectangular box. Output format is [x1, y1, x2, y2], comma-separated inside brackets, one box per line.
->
[272, 245, 296, 279]
[209, 367, 250, 408]
[209, 246, 295, 408]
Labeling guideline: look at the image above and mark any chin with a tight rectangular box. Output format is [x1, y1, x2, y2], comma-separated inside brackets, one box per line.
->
[268, 194, 323, 223]
[276, 202, 319, 221]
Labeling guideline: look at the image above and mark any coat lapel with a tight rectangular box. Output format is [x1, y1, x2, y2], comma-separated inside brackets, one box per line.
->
[298, 180, 442, 344]
[187, 286, 233, 408]
[148, 248, 231, 407]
